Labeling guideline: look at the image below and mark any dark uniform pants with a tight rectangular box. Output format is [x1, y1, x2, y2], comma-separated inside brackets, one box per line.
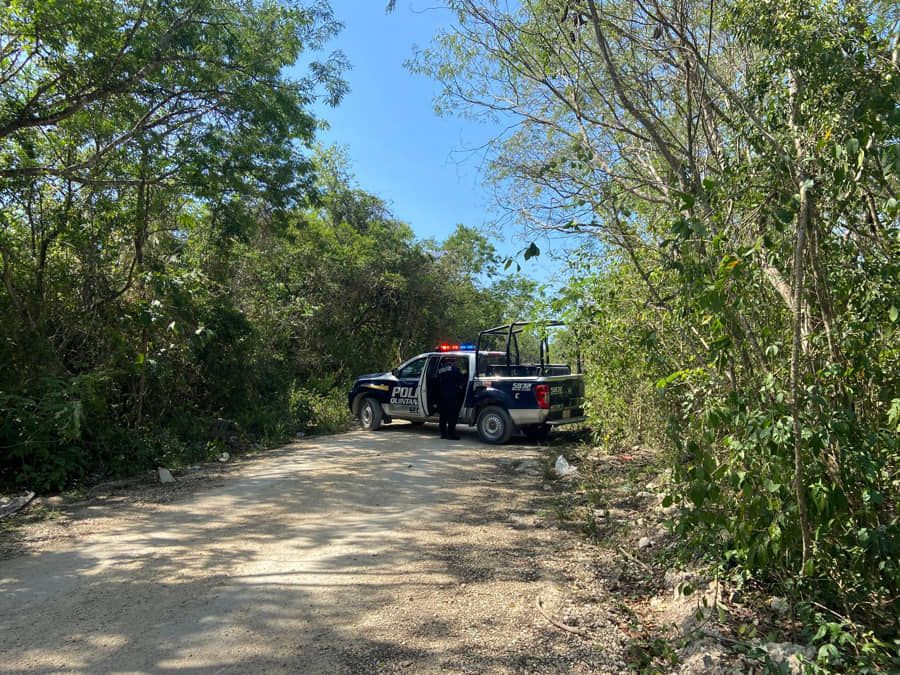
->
[439, 397, 461, 438]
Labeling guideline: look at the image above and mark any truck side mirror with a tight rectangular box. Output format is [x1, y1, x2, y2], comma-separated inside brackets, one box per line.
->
[391, 368, 399, 377]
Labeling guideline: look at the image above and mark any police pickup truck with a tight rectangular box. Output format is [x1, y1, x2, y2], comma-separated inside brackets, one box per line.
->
[347, 321, 585, 444]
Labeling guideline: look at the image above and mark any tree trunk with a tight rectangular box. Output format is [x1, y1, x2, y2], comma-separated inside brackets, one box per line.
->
[788, 69, 813, 572]
[134, 146, 150, 429]
[790, 181, 813, 571]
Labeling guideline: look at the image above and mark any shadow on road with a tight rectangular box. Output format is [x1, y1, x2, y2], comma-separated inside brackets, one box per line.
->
[0, 427, 564, 673]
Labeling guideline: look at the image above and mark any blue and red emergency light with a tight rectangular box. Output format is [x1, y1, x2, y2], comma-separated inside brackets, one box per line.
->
[436, 343, 476, 352]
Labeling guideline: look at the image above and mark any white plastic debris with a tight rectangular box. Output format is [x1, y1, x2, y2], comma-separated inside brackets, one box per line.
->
[218, 452, 230, 463]
[554, 455, 576, 477]
[157, 467, 176, 484]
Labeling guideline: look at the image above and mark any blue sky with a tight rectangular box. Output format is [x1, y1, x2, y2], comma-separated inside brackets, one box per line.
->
[301, 0, 568, 283]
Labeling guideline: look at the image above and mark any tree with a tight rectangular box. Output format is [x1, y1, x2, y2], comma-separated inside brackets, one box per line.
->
[0, 0, 346, 364]
[0, 0, 347, 488]
[416, 0, 899, 656]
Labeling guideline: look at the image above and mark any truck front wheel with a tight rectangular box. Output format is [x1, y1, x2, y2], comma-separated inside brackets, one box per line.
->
[359, 397, 383, 431]
[477, 405, 513, 444]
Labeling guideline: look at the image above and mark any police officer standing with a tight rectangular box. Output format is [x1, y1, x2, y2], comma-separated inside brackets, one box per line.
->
[437, 357, 464, 439]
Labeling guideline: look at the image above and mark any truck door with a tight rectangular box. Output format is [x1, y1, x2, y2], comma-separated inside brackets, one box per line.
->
[388, 356, 426, 417]
[418, 354, 475, 422]
[459, 353, 475, 422]
[419, 355, 442, 418]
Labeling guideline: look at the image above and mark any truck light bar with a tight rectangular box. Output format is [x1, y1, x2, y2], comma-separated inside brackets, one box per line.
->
[436, 343, 476, 352]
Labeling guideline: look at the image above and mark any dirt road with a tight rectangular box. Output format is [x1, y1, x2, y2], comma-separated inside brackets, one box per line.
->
[0, 425, 630, 673]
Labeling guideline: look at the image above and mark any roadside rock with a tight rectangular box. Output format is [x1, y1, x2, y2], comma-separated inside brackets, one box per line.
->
[157, 467, 176, 484]
[665, 569, 710, 599]
[659, 502, 678, 516]
[664, 569, 693, 586]
[677, 638, 729, 674]
[508, 514, 535, 528]
[514, 459, 541, 473]
[761, 642, 815, 673]
[769, 596, 790, 615]
[0, 491, 35, 519]
[638, 536, 652, 549]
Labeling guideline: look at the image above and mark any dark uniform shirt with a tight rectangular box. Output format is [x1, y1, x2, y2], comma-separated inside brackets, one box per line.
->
[438, 361, 464, 404]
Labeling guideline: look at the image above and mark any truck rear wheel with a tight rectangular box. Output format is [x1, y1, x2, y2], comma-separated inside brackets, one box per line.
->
[477, 405, 512, 444]
[359, 397, 383, 431]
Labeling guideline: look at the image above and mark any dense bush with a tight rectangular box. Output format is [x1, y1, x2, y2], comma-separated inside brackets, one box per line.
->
[0, 154, 526, 490]
[0, 2, 531, 491]
[421, 0, 898, 666]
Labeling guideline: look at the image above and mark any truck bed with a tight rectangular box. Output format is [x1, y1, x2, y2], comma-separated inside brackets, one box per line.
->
[482, 363, 571, 377]
[471, 368, 585, 427]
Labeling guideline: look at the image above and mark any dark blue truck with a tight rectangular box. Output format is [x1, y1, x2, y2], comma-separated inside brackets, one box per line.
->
[347, 321, 586, 444]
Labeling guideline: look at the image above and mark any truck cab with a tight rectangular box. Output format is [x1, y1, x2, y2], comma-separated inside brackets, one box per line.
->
[348, 322, 586, 444]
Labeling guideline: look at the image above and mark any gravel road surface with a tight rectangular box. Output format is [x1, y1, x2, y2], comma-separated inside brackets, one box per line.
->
[0, 425, 628, 673]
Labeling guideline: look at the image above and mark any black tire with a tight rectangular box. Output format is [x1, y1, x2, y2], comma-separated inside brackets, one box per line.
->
[359, 397, 383, 431]
[523, 424, 551, 442]
[477, 405, 513, 444]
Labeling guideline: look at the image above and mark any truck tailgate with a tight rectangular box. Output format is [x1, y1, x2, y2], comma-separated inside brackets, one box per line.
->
[545, 376, 585, 422]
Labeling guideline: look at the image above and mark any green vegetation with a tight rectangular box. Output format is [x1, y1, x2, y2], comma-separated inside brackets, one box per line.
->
[0, 0, 532, 492]
[2, 0, 897, 668]
[418, 0, 898, 668]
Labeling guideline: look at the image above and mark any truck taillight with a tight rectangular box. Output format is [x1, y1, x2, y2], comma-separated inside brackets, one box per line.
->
[534, 384, 550, 409]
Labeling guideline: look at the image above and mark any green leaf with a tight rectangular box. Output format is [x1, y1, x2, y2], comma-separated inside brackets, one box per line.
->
[674, 191, 695, 210]
[775, 206, 794, 224]
[889, 305, 898, 322]
[886, 197, 898, 216]
[817, 643, 839, 664]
